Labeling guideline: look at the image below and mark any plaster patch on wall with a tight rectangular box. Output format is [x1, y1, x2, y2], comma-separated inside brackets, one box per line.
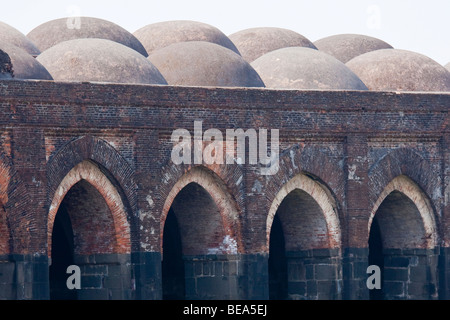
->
[207, 235, 238, 254]
[347, 164, 361, 182]
[290, 149, 298, 169]
[146, 194, 154, 208]
[252, 179, 262, 193]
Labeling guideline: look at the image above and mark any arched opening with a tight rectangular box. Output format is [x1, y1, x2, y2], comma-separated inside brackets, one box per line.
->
[369, 185, 438, 300]
[168, 182, 225, 256]
[368, 215, 383, 300]
[268, 214, 287, 300]
[162, 207, 185, 300]
[47, 161, 131, 257]
[268, 184, 341, 300]
[48, 161, 132, 300]
[49, 202, 75, 300]
[49, 180, 117, 299]
[162, 178, 238, 300]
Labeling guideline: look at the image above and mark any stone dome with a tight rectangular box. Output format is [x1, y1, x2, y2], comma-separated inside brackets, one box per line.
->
[147, 41, 265, 88]
[27, 17, 148, 56]
[445, 62, 450, 72]
[228, 27, 317, 62]
[36, 38, 167, 85]
[0, 42, 52, 80]
[0, 21, 40, 57]
[346, 49, 450, 92]
[251, 47, 368, 90]
[314, 34, 393, 63]
[133, 20, 240, 56]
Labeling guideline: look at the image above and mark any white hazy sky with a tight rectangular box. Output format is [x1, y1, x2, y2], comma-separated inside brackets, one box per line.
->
[2, 0, 449, 65]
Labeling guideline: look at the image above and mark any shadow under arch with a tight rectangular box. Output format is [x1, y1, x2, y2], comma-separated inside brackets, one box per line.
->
[47, 160, 131, 257]
[160, 165, 243, 254]
[266, 172, 342, 300]
[160, 165, 243, 300]
[47, 160, 133, 300]
[46, 136, 137, 300]
[368, 174, 439, 300]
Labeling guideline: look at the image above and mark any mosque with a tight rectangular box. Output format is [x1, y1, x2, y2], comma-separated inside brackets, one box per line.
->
[0, 17, 449, 300]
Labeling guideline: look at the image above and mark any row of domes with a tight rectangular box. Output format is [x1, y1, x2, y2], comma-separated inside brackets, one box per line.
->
[1, 17, 450, 92]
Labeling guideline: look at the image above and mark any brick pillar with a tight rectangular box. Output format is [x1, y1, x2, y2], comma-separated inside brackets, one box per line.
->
[132, 252, 162, 300]
[133, 129, 162, 299]
[11, 128, 49, 299]
[343, 134, 370, 300]
[241, 171, 270, 300]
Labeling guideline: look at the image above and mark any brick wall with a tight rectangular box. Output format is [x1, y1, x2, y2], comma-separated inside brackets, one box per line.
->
[0, 79, 448, 299]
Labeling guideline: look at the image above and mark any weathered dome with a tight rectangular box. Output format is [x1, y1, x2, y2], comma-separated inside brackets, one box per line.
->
[133, 20, 240, 56]
[147, 41, 264, 88]
[251, 47, 368, 90]
[0, 21, 40, 57]
[229, 27, 317, 62]
[36, 38, 167, 85]
[445, 62, 450, 72]
[27, 17, 148, 56]
[314, 34, 393, 63]
[0, 42, 52, 80]
[346, 49, 450, 92]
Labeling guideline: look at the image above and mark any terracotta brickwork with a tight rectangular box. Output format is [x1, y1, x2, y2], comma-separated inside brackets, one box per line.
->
[0, 80, 448, 299]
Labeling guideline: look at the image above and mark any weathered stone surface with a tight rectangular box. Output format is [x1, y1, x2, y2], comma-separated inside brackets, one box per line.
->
[229, 27, 317, 62]
[445, 62, 450, 72]
[346, 49, 450, 92]
[27, 17, 148, 56]
[36, 38, 166, 85]
[314, 33, 393, 63]
[148, 41, 264, 87]
[134, 20, 240, 56]
[0, 21, 40, 57]
[251, 47, 367, 90]
[0, 42, 52, 80]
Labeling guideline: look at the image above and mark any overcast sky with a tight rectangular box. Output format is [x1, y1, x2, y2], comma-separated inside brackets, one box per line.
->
[2, 0, 449, 65]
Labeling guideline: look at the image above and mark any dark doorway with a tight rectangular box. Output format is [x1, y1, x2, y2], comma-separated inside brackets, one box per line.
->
[268, 214, 288, 300]
[368, 216, 384, 300]
[162, 207, 185, 300]
[49, 203, 76, 300]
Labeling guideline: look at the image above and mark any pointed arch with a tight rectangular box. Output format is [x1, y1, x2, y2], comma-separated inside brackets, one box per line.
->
[47, 160, 131, 256]
[368, 148, 439, 212]
[46, 135, 138, 217]
[160, 165, 242, 254]
[266, 172, 341, 251]
[368, 175, 437, 249]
